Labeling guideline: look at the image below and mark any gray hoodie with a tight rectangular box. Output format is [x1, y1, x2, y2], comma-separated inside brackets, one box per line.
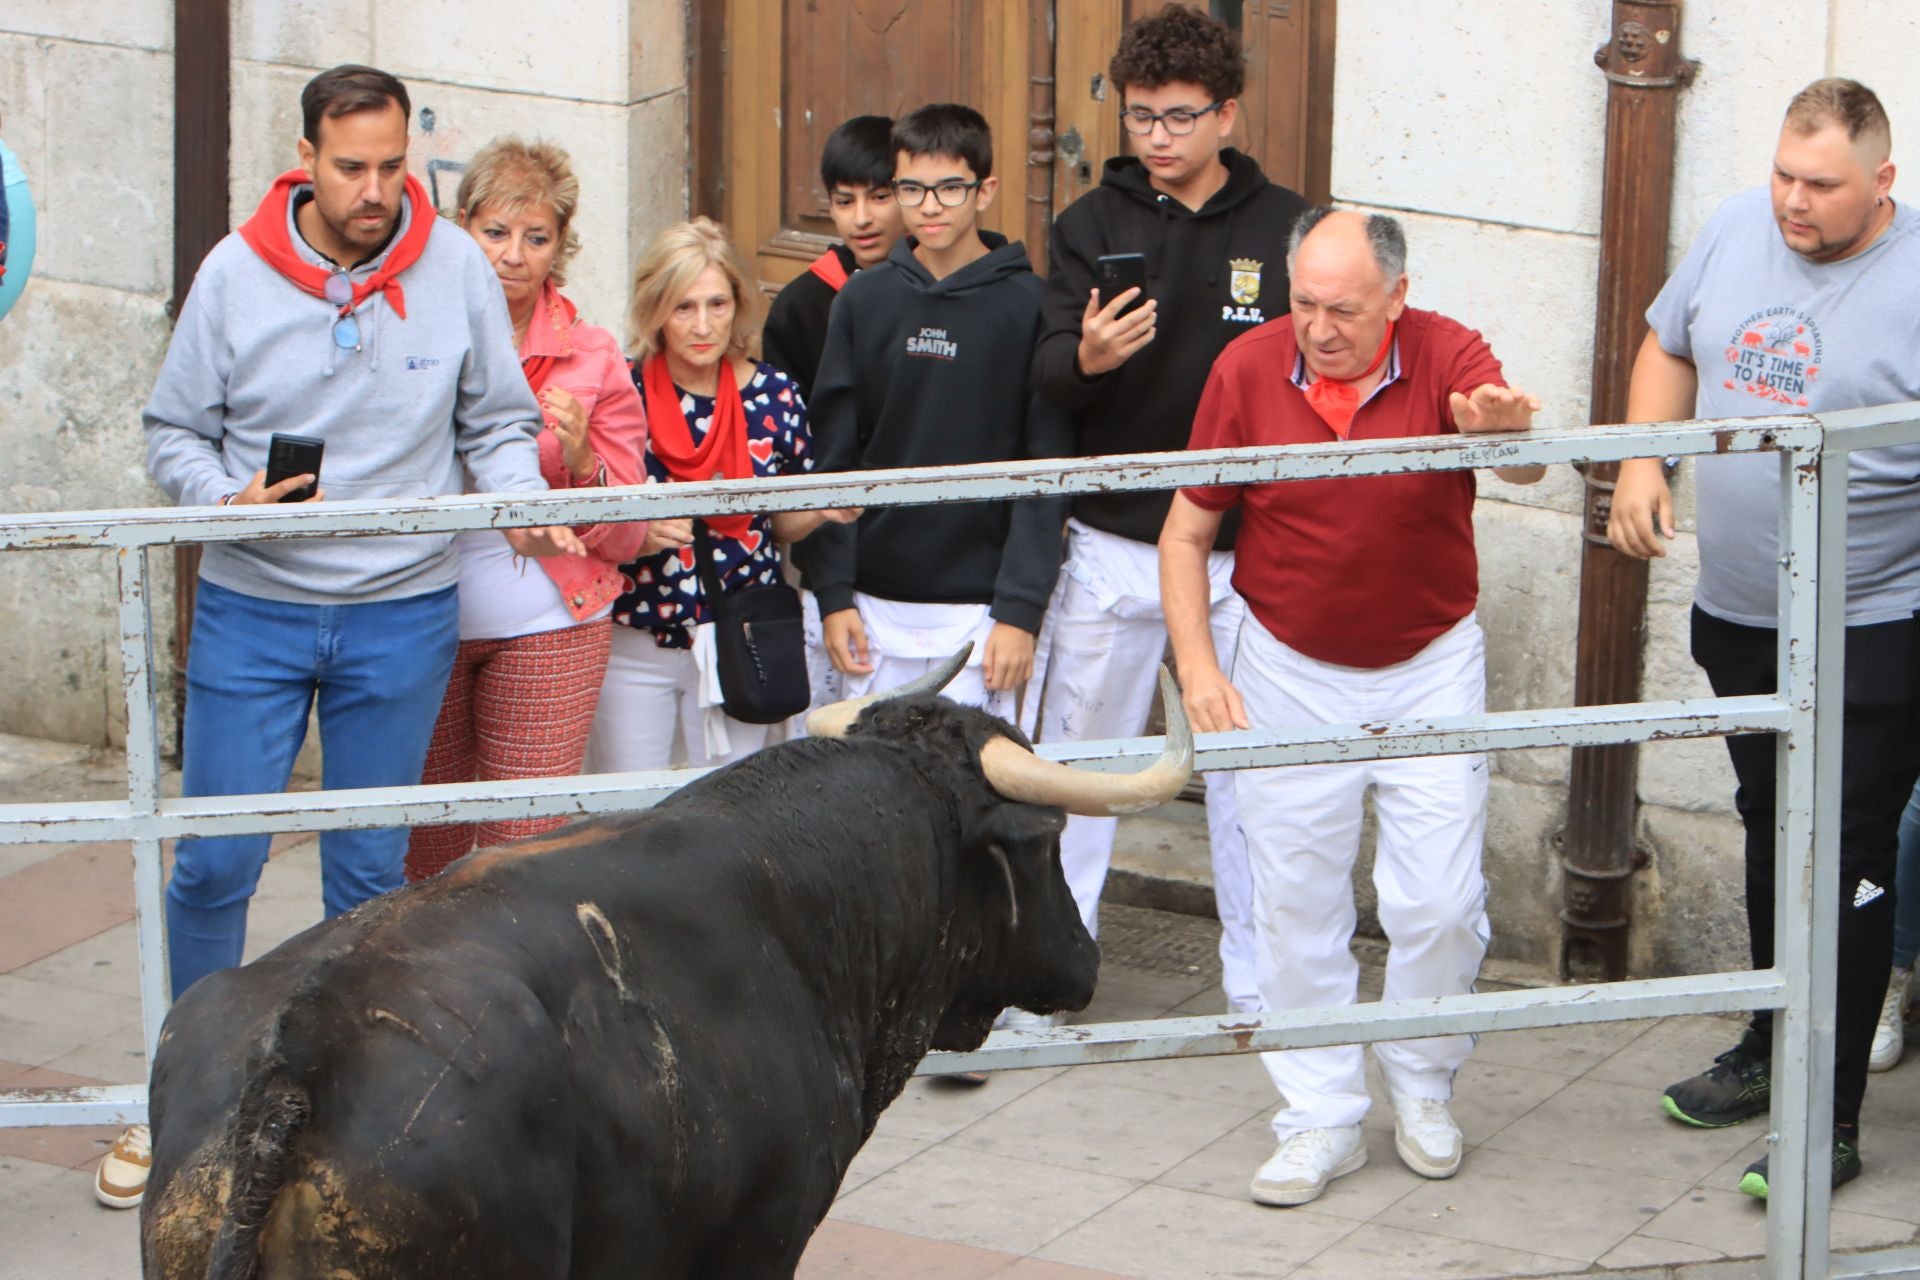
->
[144, 186, 544, 604]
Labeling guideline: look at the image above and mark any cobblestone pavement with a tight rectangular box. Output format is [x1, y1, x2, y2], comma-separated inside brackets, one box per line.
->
[3, 732, 1918, 1279]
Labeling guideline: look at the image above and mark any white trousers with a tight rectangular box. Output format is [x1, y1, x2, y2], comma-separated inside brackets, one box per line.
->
[1234, 612, 1491, 1139]
[1030, 522, 1261, 1011]
[833, 594, 1014, 721]
[586, 624, 772, 772]
[791, 589, 846, 738]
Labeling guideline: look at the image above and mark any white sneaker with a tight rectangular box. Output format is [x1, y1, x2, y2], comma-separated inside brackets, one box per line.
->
[1390, 1093, 1463, 1179]
[1870, 966, 1911, 1072]
[992, 1006, 1060, 1032]
[94, 1124, 151, 1209]
[1249, 1125, 1366, 1206]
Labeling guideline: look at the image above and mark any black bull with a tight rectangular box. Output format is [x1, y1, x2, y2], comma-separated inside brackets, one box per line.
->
[141, 695, 1128, 1279]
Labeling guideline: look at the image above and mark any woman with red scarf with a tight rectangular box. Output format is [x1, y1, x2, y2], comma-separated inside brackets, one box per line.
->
[405, 138, 649, 880]
[587, 219, 856, 773]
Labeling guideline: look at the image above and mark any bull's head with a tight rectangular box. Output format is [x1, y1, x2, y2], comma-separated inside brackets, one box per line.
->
[806, 649, 1195, 1049]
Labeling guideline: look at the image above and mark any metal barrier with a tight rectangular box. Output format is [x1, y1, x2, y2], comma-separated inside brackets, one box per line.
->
[3, 402, 1918, 1279]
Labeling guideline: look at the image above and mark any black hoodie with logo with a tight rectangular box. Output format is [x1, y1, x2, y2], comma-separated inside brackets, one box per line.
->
[1032, 148, 1309, 549]
[797, 233, 1072, 634]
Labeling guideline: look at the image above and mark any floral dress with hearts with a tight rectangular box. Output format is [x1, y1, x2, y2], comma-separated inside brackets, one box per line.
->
[612, 361, 812, 649]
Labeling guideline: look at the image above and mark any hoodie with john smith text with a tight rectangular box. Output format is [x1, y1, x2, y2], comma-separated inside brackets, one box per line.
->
[797, 233, 1072, 634]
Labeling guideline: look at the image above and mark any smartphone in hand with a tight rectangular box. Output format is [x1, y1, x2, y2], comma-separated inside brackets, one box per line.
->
[1096, 252, 1149, 317]
[264, 433, 325, 503]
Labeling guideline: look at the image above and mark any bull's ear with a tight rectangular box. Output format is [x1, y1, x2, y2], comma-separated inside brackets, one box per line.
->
[970, 804, 1067, 932]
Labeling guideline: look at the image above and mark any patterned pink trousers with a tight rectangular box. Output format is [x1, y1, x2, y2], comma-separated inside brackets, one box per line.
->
[405, 619, 613, 881]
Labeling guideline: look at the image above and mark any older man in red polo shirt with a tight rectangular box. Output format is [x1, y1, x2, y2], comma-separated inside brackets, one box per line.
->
[1160, 207, 1541, 1208]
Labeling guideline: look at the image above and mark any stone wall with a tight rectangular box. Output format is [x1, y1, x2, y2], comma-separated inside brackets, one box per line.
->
[0, 0, 690, 748]
[1333, 0, 1920, 975]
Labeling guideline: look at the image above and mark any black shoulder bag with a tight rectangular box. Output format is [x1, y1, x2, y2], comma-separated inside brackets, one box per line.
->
[692, 519, 810, 724]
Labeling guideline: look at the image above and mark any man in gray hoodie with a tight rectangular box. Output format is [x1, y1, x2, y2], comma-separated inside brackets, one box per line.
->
[100, 64, 581, 1210]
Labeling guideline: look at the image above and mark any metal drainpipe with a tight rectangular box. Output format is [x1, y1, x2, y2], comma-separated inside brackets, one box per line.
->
[1561, 1, 1695, 981]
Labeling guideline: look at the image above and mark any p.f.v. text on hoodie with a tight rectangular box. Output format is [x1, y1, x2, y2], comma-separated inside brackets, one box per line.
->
[1031, 149, 1308, 549]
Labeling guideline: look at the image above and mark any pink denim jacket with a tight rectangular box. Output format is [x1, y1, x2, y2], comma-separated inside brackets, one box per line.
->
[524, 283, 649, 620]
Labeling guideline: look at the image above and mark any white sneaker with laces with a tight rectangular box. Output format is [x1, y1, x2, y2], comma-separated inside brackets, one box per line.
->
[94, 1123, 151, 1209]
[1870, 965, 1911, 1072]
[1390, 1093, 1463, 1179]
[1249, 1124, 1366, 1206]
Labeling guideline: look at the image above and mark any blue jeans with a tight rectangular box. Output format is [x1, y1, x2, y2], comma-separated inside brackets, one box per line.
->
[167, 579, 459, 998]
[1894, 780, 1920, 969]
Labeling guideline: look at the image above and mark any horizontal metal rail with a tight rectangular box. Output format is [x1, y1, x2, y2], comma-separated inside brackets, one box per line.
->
[0, 695, 1788, 844]
[0, 415, 1817, 551]
[919, 968, 1787, 1074]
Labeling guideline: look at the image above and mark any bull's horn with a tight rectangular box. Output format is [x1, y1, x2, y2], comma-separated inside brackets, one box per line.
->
[804, 644, 975, 738]
[978, 667, 1194, 817]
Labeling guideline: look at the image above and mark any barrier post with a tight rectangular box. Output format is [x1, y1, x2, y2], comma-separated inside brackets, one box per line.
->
[116, 546, 173, 1080]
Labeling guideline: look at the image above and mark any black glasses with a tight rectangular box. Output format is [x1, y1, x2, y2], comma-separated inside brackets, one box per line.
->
[1120, 102, 1223, 137]
[891, 179, 983, 208]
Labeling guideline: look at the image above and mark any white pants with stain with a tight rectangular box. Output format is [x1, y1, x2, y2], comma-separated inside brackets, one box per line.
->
[1233, 612, 1491, 1139]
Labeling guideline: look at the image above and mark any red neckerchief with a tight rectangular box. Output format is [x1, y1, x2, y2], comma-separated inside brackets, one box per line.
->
[808, 248, 850, 292]
[640, 353, 754, 539]
[520, 283, 578, 394]
[237, 168, 434, 321]
[1301, 321, 1396, 439]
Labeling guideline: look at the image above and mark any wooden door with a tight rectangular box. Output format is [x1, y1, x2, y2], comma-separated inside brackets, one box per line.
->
[715, 0, 1046, 294]
[1234, 0, 1336, 201]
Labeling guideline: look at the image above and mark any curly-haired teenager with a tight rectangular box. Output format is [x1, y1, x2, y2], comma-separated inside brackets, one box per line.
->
[1026, 3, 1307, 1016]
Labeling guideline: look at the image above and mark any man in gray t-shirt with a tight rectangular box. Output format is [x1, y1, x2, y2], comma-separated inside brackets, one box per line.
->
[1611, 78, 1920, 1198]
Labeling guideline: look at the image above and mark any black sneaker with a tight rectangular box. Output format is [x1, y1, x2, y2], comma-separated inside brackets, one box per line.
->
[1737, 1129, 1862, 1199]
[1661, 1041, 1771, 1128]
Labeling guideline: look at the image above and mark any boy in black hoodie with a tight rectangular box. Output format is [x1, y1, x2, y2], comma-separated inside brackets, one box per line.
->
[1026, 5, 1308, 1014]
[801, 103, 1071, 719]
[763, 115, 906, 718]
[761, 115, 904, 399]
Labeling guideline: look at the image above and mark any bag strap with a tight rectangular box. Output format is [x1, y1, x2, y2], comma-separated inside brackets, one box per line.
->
[690, 518, 728, 607]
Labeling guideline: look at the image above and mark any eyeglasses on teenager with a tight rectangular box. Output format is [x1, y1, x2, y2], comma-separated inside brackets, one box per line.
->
[1120, 102, 1224, 137]
[891, 179, 983, 208]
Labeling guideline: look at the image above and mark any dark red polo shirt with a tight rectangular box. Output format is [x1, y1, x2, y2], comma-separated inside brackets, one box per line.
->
[1182, 307, 1505, 669]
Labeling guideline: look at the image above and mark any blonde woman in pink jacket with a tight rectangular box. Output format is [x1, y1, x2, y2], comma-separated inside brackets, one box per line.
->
[406, 137, 648, 880]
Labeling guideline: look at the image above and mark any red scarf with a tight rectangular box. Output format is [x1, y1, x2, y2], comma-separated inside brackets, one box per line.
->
[640, 353, 754, 538]
[237, 168, 434, 321]
[520, 285, 578, 394]
[807, 248, 850, 292]
[1301, 322, 1396, 439]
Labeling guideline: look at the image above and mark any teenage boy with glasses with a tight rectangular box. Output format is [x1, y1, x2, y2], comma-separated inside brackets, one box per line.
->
[798, 102, 1071, 727]
[1026, 3, 1308, 1015]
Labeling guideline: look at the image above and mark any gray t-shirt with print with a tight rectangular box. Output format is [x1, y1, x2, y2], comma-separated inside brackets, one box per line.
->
[1646, 186, 1920, 627]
